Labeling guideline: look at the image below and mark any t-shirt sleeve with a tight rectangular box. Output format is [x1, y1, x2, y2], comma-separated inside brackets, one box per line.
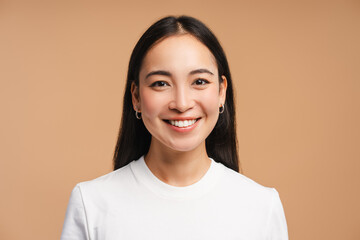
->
[60, 184, 90, 240]
[265, 188, 289, 240]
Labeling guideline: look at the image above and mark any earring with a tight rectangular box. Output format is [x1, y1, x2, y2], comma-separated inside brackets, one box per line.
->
[219, 104, 225, 114]
[135, 110, 141, 119]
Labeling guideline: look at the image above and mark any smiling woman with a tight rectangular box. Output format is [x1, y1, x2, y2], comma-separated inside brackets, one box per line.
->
[134, 34, 226, 154]
[117, 16, 239, 174]
[60, 16, 288, 240]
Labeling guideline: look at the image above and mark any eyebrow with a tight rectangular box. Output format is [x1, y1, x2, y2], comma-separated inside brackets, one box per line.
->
[189, 68, 214, 75]
[145, 70, 171, 79]
[145, 68, 214, 79]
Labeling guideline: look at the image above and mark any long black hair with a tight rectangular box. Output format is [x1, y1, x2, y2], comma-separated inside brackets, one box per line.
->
[113, 16, 240, 172]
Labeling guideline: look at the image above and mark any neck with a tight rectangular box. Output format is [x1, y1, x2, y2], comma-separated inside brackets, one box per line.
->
[144, 139, 211, 187]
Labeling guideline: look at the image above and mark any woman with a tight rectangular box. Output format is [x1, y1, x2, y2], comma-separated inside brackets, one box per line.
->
[61, 16, 288, 240]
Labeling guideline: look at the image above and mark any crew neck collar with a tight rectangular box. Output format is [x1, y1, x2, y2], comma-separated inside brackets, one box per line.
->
[130, 156, 224, 200]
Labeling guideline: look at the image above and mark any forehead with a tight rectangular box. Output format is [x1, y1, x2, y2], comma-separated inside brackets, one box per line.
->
[140, 34, 218, 76]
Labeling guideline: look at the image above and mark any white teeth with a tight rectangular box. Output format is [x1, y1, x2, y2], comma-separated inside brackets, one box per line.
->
[169, 119, 197, 128]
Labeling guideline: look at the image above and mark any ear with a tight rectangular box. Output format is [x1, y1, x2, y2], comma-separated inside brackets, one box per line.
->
[131, 82, 140, 111]
[219, 75, 227, 105]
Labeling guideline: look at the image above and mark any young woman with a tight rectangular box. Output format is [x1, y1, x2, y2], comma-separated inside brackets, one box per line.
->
[61, 16, 288, 240]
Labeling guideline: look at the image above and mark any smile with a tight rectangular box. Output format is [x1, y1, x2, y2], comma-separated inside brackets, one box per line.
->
[166, 119, 199, 128]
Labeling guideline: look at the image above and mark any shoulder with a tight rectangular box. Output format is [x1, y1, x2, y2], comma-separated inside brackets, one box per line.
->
[215, 161, 279, 203]
[214, 162, 285, 225]
[73, 160, 137, 199]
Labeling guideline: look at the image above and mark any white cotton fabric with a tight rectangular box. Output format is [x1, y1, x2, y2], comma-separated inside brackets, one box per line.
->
[61, 156, 288, 240]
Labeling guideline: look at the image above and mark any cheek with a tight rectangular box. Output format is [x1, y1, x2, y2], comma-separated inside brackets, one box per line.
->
[201, 88, 221, 114]
[140, 89, 164, 118]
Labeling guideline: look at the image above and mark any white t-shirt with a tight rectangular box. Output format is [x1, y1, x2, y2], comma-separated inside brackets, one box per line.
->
[61, 156, 288, 240]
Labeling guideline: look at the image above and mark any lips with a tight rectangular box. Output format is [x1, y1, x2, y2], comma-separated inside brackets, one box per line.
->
[164, 118, 200, 128]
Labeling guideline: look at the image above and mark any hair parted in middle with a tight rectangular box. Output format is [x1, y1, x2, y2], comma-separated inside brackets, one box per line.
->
[113, 15, 240, 173]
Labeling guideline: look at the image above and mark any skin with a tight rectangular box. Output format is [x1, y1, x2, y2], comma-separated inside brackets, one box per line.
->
[132, 34, 227, 187]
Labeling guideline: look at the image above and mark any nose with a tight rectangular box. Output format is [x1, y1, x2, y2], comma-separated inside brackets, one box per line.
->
[168, 86, 194, 113]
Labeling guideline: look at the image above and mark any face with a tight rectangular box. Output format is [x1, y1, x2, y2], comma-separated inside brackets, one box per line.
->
[132, 34, 227, 153]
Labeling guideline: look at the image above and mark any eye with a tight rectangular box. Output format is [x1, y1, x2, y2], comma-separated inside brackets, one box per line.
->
[150, 81, 169, 87]
[193, 78, 209, 85]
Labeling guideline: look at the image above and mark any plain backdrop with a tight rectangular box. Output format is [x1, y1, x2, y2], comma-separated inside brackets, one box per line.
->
[1, 0, 359, 239]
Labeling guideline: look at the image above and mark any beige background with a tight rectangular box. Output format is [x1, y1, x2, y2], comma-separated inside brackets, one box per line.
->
[1, 0, 359, 239]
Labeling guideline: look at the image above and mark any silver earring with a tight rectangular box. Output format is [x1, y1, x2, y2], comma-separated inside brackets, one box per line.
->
[135, 110, 141, 119]
[219, 104, 225, 114]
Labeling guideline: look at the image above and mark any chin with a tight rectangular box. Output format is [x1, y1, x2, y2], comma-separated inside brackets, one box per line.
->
[165, 141, 203, 153]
